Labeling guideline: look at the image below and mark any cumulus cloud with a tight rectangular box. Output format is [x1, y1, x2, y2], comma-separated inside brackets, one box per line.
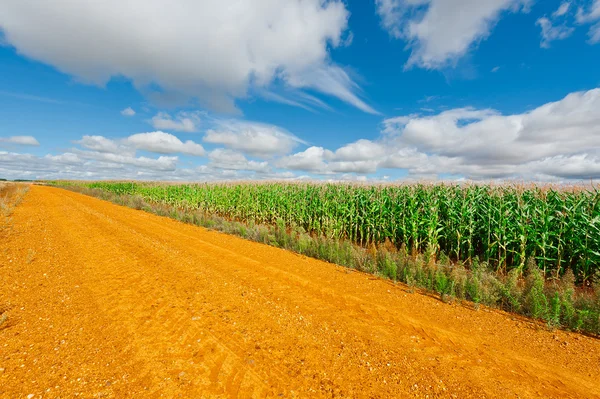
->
[328, 160, 379, 174]
[1, 151, 81, 178]
[333, 139, 387, 161]
[204, 121, 304, 158]
[77, 135, 133, 155]
[77, 131, 206, 159]
[0, 150, 179, 181]
[150, 112, 201, 132]
[276, 144, 380, 174]
[277, 146, 333, 172]
[208, 148, 270, 172]
[0, 149, 293, 181]
[121, 107, 136, 117]
[4, 89, 600, 182]
[126, 131, 205, 156]
[75, 151, 179, 171]
[375, 0, 530, 69]
[381, 87, 600, 179]
[0, 135, 40, 146]
[0, 0, 374, 113]
[44, 153, 82, 164]
[275, 87, 600, 180]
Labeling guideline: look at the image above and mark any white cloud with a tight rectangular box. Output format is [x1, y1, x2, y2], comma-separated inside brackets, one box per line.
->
[126, 131, 205, 156]
[277, 146, 333, 172]
[284, 65, 378, 114]
[277, 145, 380, 174]
[379, 88, 600, 179]
[204, 121, 304, 158]
[151, 112, 201, 132]
[379, 147, 430, 169]
[1, 151, 77, 176]
[276, 87, 600, 180]
[576, 0, 600, 23]
[526, 154, 600, 180]
[537, 17, 575, 48]
[44, 153, 82, 164]
[491, 66, 501, 72]
[536, 3, 577, 49]
[121, 107, 136, 117]
[375, 0, 530, 69]
[576, 0, 600, 43]
[553, 2, 571, 18]
[328, 160, 379, 174]
[77, 135, 133, 155]
[208, 148, 270, 172]
[0, 149, 179, 180]
[374, 0, 413, 39]
[0, 148, 297, 181]
[0, 135, 40, 146]
[333, 139, 387, 161]
[0, 0, 374, 113]
[75, 151, 179, 171]
[590, 21, 600, 43]
[4, 89, 600, 182]
[258, 90, 319, 113]
[77, 131, 205, 157]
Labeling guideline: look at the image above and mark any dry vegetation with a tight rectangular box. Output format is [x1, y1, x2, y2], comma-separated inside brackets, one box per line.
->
[0, 182, 29, 330]
[0, 182, 28, 230]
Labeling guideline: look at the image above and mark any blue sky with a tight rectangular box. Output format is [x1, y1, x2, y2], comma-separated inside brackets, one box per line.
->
[1, 0, 599, 181]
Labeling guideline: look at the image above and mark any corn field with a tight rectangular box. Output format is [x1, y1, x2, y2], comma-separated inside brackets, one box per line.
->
[69, 181, 600, 280]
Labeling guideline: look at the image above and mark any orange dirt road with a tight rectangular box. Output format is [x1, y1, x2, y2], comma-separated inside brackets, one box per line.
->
[1, 186, 600, 398]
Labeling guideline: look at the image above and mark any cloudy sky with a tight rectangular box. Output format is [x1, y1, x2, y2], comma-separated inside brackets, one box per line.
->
[0, 0, 599, 182]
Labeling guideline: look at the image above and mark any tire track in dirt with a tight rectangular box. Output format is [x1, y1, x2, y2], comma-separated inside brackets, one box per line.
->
[1, 186, 600, 398]
[45, 192, 271, 398]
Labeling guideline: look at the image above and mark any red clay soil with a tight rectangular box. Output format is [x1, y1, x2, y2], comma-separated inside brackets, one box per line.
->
[1, 185, 599, 398]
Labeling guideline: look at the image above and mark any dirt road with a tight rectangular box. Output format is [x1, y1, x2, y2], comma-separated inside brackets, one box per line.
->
[1, 186, 600, 398]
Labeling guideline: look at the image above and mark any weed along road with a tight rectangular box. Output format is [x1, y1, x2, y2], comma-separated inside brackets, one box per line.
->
[1, 186, 600, 398]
